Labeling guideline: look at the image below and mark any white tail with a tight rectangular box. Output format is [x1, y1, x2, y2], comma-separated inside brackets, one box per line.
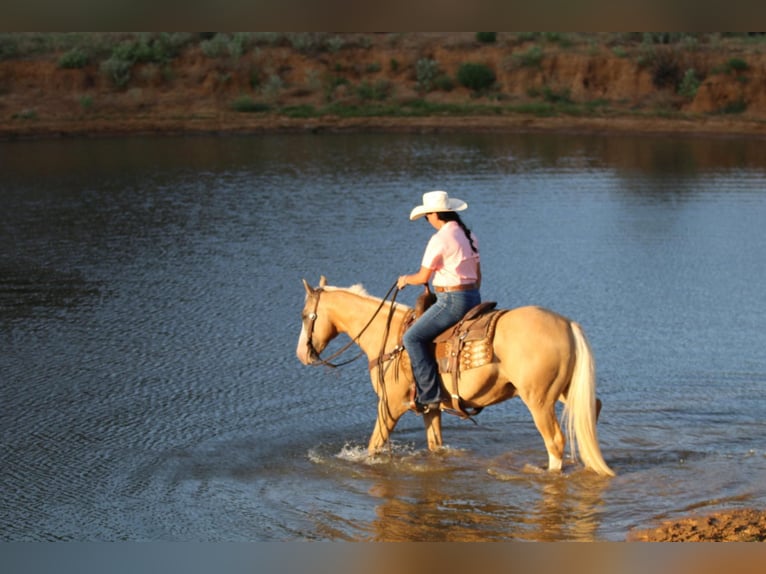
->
[562, 322, 615, 477]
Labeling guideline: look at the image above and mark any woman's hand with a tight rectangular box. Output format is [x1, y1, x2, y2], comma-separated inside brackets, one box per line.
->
[398, 266, 433, 290]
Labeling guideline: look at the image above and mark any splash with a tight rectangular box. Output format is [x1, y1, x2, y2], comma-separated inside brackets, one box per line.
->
[307, 441, 464, 468]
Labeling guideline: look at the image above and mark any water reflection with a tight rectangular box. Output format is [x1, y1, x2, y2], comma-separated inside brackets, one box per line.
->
[359, 453, 611, 542]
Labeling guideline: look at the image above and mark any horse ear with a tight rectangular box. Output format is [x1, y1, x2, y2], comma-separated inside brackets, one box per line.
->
[302, 278, 313, 295]
[319, 275, 327, 288]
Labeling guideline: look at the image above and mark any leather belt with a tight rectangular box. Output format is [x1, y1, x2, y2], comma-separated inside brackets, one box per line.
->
[434, 283, 478, 293]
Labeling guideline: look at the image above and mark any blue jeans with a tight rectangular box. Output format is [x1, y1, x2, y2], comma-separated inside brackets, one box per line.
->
[402, 289, 481, 404]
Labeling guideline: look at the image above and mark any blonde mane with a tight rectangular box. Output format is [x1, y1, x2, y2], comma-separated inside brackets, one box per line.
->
[345, 283, 370, 297]
[323, 283, 368, 296]
[324, 283, 410, 309]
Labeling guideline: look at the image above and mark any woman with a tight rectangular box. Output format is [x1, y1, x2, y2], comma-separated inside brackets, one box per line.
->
[397, 190, 481, 413]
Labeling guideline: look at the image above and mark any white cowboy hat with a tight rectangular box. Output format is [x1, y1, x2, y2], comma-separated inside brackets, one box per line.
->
[409, 190, 468, 221]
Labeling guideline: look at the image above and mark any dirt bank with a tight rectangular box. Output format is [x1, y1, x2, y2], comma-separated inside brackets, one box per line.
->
[628, 508, 766, 542]
[2, 32, 766, 140]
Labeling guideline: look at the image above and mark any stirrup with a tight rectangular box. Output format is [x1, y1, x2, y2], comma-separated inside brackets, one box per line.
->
[406, 400, 441, 415]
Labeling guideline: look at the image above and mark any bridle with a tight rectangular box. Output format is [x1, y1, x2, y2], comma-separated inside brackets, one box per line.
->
[302, 281, 399, 368]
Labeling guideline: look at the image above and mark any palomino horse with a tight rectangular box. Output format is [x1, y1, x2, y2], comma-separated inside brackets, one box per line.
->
[296, 276, 614, 476]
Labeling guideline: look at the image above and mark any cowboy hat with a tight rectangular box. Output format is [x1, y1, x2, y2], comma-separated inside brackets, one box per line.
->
[409, 190, 468, 221]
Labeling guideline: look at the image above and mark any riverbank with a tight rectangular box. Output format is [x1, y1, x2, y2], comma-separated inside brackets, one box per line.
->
[3, 112, 766, 141]
[2, 32, 766, 141]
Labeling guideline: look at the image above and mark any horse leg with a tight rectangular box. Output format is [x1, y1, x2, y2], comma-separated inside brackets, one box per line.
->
[423, 409, 443, 451]
[528, 404, 566, 472]
[367, 397, 407, 455]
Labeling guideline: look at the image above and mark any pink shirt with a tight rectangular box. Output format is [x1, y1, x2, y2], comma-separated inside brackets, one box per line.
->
[421, 221, 480, 287]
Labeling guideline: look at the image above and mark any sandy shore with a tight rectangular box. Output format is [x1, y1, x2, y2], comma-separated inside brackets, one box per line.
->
[2, 112, 766, 141]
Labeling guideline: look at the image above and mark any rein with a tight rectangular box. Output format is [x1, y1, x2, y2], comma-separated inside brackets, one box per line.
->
[304, 281, 400, 369]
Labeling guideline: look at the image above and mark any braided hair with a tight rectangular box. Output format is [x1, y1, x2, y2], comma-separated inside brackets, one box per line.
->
[435, 211, 478, 253]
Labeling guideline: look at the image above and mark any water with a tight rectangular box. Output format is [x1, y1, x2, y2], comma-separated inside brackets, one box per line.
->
[1, 132, 765, 541]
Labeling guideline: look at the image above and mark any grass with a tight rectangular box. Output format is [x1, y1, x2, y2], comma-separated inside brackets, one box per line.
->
[12, 109, 38, 120]
[256, 98, 627, 121]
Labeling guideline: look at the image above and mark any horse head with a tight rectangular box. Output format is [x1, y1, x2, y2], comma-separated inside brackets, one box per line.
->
[296, 275, 338, 365]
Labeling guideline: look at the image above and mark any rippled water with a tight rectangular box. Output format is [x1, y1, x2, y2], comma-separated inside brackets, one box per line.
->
[1, 132, 765, 541]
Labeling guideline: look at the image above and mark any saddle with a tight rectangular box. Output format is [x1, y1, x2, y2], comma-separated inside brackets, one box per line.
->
[397, 288, 508, 418]
[434, 301, 503, 375]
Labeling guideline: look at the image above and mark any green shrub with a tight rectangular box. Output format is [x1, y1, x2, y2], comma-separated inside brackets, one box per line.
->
[287, 33, 326, 54]
[434, 74, 455, 91]
[678, 68, 700, 99]
[227, 33, 250, 59]
[200, 33, 250, 59]
[102, 34, 188, 67]
[456, 62, 496, 92]
[231, 96, 271, 112]
[718, 99, 747, 114]
[681, 35, 699, 51]
[58, 48, 89, 69]
[261, 74, 284, 99]
[356, 80, 392, 101]
[326, 36, 344, 52]
[542, 32, 565, 43]
[323, 75, 349, 101]
[251, 32, 283, 46]
[113, 38, 159, 64]
[416, 58, 440, 92]
[542, 86, 572, 104]
[0, 36, 19, 60]
[357, 35, 373, 50]
[516, 32, 540, 43]
[282, 105, 316, 118]
[642, 33, 685, 45]
[156, 32, 194, 57]
[201, 33, 230, 58]
[476, 32, 497, 44]
[100, 56, 132, 88]
[612, 47, 628, 58]
[726, 58, 749, 72]
[13, 108, 37, 120]
[79, 95, 93, 110]
[512, 45, 543, 68]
